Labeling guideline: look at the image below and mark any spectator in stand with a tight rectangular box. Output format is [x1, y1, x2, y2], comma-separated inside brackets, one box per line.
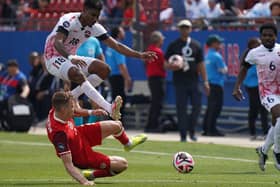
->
[245, 0, 271, 18]
[270, 0, 280, 29]
[270, 0, 280, 17]
[109, 0, 125, 26]
[144, 31, 166, 133]
[206, 0, 223, 18]
[165, 19, 210, 142]
[28, 0, 50, 14]
[219, 0, 241, 17]
[122, 0, 147, 29]
[0, 59, 30, 127]
[242, 38, 269, 140]
[0, 0, 18, 28]
[202, 34, 227, 137]
[186, 0, 208, 19]
[105, 26, 132, 121]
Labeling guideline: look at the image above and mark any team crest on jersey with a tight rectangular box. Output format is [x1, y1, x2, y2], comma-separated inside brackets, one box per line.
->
[84, 30, 91, 38]
[277, 51, 280, 56]
[63, 21, 70, 28]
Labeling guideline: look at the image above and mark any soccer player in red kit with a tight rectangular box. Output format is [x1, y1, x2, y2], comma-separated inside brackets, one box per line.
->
[46, 91, 147, 185]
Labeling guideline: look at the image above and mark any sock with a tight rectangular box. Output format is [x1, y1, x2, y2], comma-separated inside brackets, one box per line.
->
[87, 74, 104, 87]
[80, 80, 112, 113]
[113, 127, 131, 146]
[93, 170, 113, 178]
[274, 118, 280, 153]
[70, 86, 83, 99]
[262, 126, 274, 154]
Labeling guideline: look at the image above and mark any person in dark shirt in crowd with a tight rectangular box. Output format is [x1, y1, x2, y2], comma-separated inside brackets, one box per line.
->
[202, 34, 227, 137]
[0, 59, 30, 126]
[29, 54, 54, 122]
[144, 31, 166, 133]
[105, 26, 132, 120]
[242, 38, 269, 140]
[165, 19, 210, 142]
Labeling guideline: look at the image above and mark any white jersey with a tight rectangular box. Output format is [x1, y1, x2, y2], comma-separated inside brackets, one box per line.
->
[44, 12, 107, 60]
[245, 43, 280, 98]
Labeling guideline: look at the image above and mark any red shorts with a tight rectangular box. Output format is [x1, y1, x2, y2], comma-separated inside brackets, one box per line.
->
[74, 123, 110, 170]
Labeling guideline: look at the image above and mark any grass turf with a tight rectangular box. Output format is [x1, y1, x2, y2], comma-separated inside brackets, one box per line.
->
[0, 132, 280, 187]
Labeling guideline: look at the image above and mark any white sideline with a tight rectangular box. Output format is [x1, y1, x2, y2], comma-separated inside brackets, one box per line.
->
[0, 140, 273, 164]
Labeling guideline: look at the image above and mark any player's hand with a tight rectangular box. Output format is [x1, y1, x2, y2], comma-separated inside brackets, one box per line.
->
[232, 88, 245, 101]
[71, 58, 87, 68]
[82, 180, 95, 186]
[140, 51, 157, 61]
[125, 78, 132, 92]
[203, 82, 210, 96]
[91, 109, 108, 116]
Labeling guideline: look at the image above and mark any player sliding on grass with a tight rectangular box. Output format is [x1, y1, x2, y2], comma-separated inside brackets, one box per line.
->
[46, 91, 147, 185]
[43, 0, 156, 120]
[233, 23, 280, 171]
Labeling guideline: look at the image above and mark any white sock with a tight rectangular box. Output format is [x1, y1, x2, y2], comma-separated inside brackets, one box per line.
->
[274, 118, 280, 153]
[70, 86, 83, 99]
[262, 126, 274, 154]
[87, 74, 104, 87]
[80, 80, 112, 113]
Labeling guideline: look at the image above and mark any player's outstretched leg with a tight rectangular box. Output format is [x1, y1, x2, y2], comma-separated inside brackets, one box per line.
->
[124, 133, 148, 152]
[111, 96, 123, 121]
[256, 146, 268, 171]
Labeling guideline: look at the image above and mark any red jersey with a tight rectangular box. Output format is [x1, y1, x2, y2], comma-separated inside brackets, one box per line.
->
[46, 108, 88, 165]
[145, 44, 166, 78]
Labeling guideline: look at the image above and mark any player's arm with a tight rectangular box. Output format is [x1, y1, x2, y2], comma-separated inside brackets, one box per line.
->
[232, 49, 252, 101]
[54, 31, 70, 59]
[54, 29, 87, 67]
[197, 61, 210, 96]
[60, 153, 94, 186]
[102, 36, 156, 61]
[72, 99, 107, 117]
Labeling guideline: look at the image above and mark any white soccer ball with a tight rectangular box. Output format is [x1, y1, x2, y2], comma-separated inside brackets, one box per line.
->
[173, 151, 195, 173]
[168, 54, 184, 70]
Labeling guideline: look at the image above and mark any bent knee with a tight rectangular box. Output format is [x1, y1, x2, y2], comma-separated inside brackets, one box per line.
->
[68, 67, 85, 84]
[112, 121, 123, 134]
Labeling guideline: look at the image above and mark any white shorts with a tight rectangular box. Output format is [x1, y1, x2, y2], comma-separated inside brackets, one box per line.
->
[45, 55, 96, 81]
[261, 95, 280, 112]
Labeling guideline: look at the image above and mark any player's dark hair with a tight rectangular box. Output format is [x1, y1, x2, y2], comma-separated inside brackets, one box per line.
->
[259, 23, 278, 36]
[84, 0, 103, 11]
[110, 27, 120, 39]
[52, 91, 72, 111]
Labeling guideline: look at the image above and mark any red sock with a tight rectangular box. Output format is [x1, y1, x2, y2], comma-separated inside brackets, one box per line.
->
[113, 128, 130, 145]
[93, 170, 112, 178]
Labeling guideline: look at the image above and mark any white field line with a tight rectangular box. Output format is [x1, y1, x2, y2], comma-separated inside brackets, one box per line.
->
[0, 140, 273, 164]
[0, 178, 278, 185]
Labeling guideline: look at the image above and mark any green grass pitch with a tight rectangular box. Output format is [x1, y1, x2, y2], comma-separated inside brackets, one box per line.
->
[0, 132, 279, 187]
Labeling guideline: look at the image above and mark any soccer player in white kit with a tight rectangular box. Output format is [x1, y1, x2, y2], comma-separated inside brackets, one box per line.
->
[43, 0, 156, 120]
[233, 23, 280, 171]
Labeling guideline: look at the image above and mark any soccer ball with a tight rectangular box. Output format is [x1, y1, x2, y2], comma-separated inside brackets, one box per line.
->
[168, 54, 184, 71]
[172, 151, 195, 173]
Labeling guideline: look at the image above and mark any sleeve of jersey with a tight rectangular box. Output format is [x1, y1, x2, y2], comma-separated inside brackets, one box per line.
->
[56, 16, 73, 37]
[92, 23, 109, 41]
[244, 50, 256, 65]
[53, 131, 71, 156]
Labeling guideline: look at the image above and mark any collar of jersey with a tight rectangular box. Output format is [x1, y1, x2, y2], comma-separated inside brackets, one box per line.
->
[54, 113, 67, 124]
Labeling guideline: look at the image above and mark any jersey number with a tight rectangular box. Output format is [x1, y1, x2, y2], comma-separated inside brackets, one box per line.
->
[69, 38, 80, 46]
[52, 57, 66, 69]
[269, 61, 276, 71]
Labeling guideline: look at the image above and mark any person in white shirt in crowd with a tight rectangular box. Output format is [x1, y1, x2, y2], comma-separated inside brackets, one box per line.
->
[245, 0, 271, 18]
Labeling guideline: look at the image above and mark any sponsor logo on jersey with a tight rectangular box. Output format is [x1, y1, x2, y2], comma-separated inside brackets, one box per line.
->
[63, 21, 70, 28]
